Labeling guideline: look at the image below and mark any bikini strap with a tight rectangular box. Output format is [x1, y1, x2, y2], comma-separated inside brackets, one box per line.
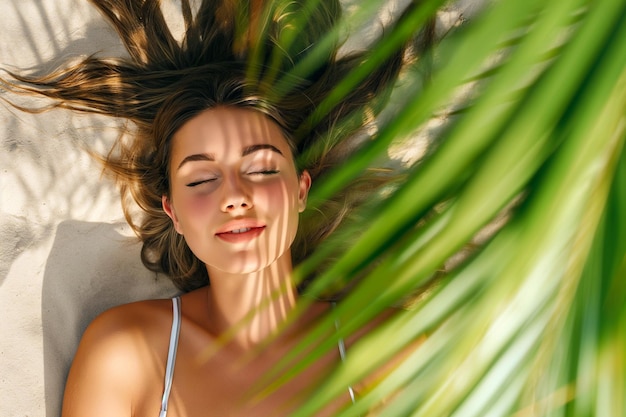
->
[333, 302, 356, 404]
[159, 296, 181, 417]
[158, 298, 352, 415]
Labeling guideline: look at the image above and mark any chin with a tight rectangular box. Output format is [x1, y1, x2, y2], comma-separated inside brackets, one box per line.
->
[201, 242, 293, 277]
[206, 255, 275, 276]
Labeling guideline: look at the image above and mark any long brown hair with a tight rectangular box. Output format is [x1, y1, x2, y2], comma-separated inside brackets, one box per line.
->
[1, 0, 430, 292]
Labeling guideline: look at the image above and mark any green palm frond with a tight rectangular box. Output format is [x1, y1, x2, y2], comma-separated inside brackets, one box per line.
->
[273, 0, 626, 415]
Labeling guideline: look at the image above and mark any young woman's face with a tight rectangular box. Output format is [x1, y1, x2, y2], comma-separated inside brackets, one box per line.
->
[163, 106, 311, 276]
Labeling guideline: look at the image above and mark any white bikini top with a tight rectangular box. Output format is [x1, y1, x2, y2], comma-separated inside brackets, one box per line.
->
[159, 297, 355, 416]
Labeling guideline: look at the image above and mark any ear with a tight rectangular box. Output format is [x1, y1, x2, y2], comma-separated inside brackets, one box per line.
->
[297, 170, 312, 213]
[162, 195, 183, 234]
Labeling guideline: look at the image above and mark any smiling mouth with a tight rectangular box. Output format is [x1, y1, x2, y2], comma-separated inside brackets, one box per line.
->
[216, 226, 265, 242]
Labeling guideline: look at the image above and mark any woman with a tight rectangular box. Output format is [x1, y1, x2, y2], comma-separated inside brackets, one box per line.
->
[63, 104, 339, 416]
[3, 0, 427, 415]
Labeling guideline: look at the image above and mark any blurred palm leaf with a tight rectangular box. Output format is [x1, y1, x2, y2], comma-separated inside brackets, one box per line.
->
[272, 0, 626, 415]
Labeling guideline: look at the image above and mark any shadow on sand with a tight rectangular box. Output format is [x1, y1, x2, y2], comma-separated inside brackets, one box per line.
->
[41, 220, 177, 416]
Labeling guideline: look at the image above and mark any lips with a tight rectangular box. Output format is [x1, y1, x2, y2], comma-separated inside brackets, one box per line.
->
[215, 220, 266, 243]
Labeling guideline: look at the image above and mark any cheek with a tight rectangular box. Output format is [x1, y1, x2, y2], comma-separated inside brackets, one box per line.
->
[175, 193, 219, 229]
[260, 180, 300, 218]
[262, 180, 301, 243]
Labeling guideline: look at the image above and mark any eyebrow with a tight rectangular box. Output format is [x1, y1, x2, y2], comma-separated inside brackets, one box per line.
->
[177, 153, 215, 170]
[242, 144, 284, 157]
[176, 144, 284, 171]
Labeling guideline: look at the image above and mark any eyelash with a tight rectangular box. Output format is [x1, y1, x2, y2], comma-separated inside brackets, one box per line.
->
[186, 178, 217, 187]
[249, 169, 279, 176]
[185, 170, 279, 187]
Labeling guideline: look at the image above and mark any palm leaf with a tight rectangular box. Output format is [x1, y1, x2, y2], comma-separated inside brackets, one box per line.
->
[275, 0, 626, 415]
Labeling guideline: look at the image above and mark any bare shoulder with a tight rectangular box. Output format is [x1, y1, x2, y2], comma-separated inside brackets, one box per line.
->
[62, 298, 174, 417]
[75, 297, 175, 369]
[86, 298, 174, 339]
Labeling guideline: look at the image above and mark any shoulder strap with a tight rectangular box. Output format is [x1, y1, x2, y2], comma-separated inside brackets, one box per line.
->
[332, 302, 356, 404]
[159, 296, 182, 417]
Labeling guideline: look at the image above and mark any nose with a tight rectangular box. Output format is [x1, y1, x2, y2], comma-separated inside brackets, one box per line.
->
[220, 174, 253, 213]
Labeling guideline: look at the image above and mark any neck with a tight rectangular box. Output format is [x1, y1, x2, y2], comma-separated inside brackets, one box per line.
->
[205, 252, 298, 349]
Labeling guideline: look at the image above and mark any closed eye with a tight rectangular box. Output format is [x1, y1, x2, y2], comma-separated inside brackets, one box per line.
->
[186, 178, 217, 187]
[248, 169, 280, 176]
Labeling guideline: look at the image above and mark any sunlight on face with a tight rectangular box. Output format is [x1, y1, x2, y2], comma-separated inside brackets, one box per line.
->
[163, 107, 310, 276]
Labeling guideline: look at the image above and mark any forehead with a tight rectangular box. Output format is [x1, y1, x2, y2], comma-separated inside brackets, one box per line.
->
[170, 107, 292, 161]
